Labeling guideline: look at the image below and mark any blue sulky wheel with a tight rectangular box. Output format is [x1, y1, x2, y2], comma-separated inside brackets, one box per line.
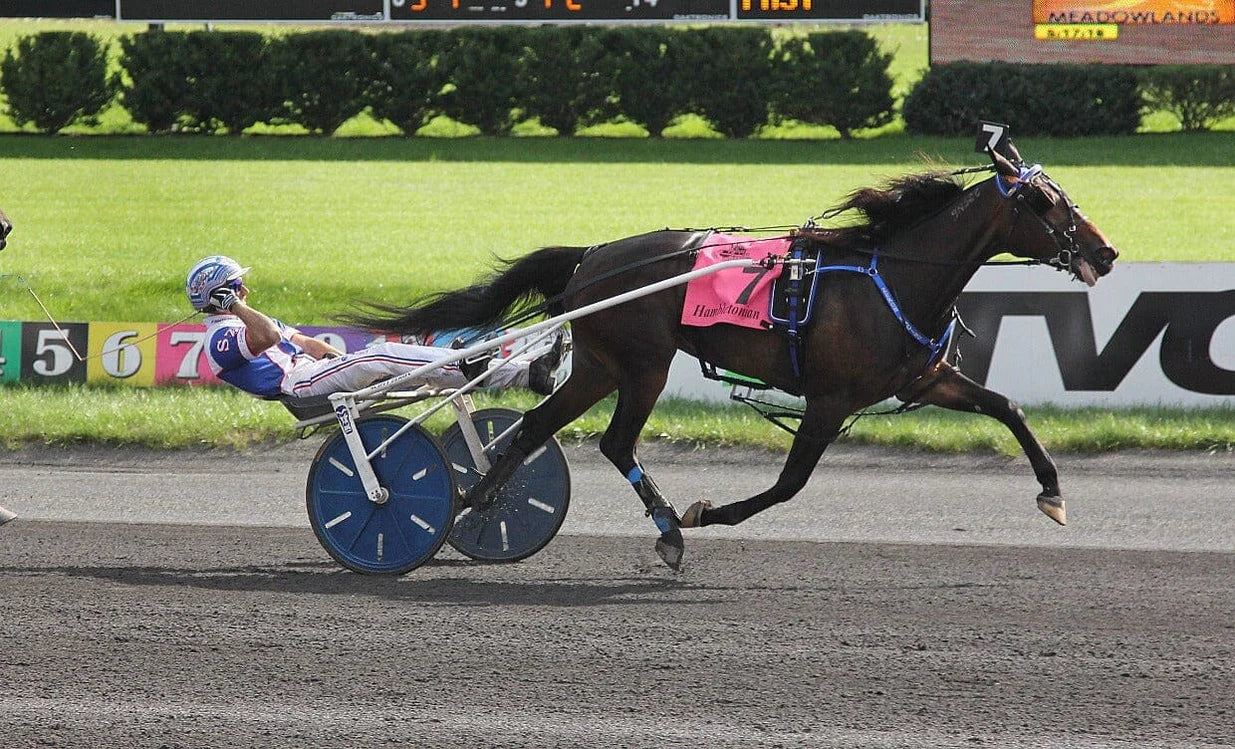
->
[306, 415, 456, 575]
[440, 408, 571, 562]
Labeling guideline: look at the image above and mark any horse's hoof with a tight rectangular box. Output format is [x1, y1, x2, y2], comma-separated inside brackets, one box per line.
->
[680, 501, 711, 528]
[1037, 493, 1067, 526]
[655, 529, 684, 572]
[0, 505, 16, 526]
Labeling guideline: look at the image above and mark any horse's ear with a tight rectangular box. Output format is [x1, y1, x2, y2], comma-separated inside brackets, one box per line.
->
[1004, 138, 1024, 164]
[988, 147, 1020, 178]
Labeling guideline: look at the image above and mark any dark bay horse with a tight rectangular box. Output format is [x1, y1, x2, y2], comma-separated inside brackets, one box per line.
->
[349, 144, 1118, 569]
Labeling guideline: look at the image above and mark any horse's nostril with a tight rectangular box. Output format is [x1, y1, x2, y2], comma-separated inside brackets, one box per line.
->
[1098, 246, 1118, 265]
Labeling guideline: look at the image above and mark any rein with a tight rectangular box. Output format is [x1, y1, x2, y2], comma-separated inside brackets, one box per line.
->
[2, 273, 199, 363]
[487, 238, 707, 338]
[464, 164, 1073, 357]
[789, 231, 1042, 269]
[465, 230, 785, 342]
[481, 166, 1040, 339]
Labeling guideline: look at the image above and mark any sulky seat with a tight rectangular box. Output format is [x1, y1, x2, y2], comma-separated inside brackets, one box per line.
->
[277, 394, 336, 421]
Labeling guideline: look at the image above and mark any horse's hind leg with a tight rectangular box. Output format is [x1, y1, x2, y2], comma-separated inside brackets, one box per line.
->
[596, 361, 685, 570]
[910, 364, 1065, 525]
[464, 350, 617, 510]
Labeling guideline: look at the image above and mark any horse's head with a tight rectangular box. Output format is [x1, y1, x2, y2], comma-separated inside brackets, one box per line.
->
[0, 207, 11, 252]
[990, 146, 1118, 287]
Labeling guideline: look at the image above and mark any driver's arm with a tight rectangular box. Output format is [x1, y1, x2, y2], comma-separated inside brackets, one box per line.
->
[228, 300, 282, 354]
[291, 333, 344, 359]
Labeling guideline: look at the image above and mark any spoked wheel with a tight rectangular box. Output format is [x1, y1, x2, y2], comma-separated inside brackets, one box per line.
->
[306, 415, 455, 575]
[440, 408, 571, 562]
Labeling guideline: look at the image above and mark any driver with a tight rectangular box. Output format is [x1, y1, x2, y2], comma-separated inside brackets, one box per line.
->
[186, 255, 560, 401]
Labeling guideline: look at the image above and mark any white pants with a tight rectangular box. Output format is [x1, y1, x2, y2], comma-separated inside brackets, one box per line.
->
[281, 341, 529, 398]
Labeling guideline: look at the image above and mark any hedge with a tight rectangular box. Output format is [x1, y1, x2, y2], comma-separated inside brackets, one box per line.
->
[1, 31, 116, 133]
[368, 30, 449, 136]
[903, 62, 1142, 137]
[593, 26, 685, 137]
[3, 27, 1231, 138]
[517, 25, 610, 135]
[1139, 65, 1235, 132]
[436, 27, 528, 136]
[271, 30, 376, 135]
[770, 30, 895, 138]
[121, 30, 277, 134]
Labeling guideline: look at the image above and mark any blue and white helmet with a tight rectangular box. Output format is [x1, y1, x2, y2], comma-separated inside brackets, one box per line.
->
[186, 255, 251, 311]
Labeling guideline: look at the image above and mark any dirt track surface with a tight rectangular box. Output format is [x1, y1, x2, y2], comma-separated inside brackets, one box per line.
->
[1, 443, 1234, 747]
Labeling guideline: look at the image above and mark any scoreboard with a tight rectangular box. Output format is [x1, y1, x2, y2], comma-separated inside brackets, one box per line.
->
[2, 0, 116, 17]
[388, 0, 922, 22]
[1, 0, 924, 22]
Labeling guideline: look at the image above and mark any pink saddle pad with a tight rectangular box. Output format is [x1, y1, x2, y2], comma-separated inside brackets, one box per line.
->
[680, 234, 791, 329]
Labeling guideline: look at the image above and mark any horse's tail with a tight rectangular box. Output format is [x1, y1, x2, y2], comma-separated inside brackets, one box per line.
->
[342, 245, 588, 337]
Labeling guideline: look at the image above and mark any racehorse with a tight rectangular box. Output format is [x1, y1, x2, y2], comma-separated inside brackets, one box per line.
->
[347, 140, 1118, 569]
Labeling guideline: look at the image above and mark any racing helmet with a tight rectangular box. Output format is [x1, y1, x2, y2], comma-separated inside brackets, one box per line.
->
[186, 255, 251, 311]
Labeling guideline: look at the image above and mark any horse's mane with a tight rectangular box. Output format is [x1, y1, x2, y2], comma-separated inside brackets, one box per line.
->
[815, 169, 968, 249]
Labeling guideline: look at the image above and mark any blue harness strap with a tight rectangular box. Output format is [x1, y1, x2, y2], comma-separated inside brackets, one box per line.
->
[783, 238, 810, 379]
[816, 252, 957, 367]
[995, 163, 1044, 198]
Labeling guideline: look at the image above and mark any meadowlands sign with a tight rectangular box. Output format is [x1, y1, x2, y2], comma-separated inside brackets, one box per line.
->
[1034, 0, 1235, 25]
[662, 263, 1235, 407]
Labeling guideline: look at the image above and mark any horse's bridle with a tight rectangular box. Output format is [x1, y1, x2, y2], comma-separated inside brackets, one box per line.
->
[1000, 167, 1113, 279]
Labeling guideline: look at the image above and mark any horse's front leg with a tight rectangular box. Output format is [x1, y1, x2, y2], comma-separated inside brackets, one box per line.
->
[681, 398, 847, 528]
[909, 363, 1065, 525]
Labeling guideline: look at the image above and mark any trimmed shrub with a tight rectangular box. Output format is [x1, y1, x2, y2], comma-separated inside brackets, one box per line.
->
[2, 31, 117, 133]
[1140, 65, 1235, 132]
[771, 31, 894, 138]
[120, 30, 197, 133]
[903, 62, 1140, 137]
[438, 27, 528, 136]
[369, 30, 448, 136]
[269, 30, 375, 134]
[569, 29, 626, 130]
[1049, 65, 1142, 136]
[678, 27, 774, 139]
[516, 26, 610, 136]
[182, 31, 278, 134]
[902, 63, 995, 136]
[599, 26, 683, 137]
[122, 30, 276, 134]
